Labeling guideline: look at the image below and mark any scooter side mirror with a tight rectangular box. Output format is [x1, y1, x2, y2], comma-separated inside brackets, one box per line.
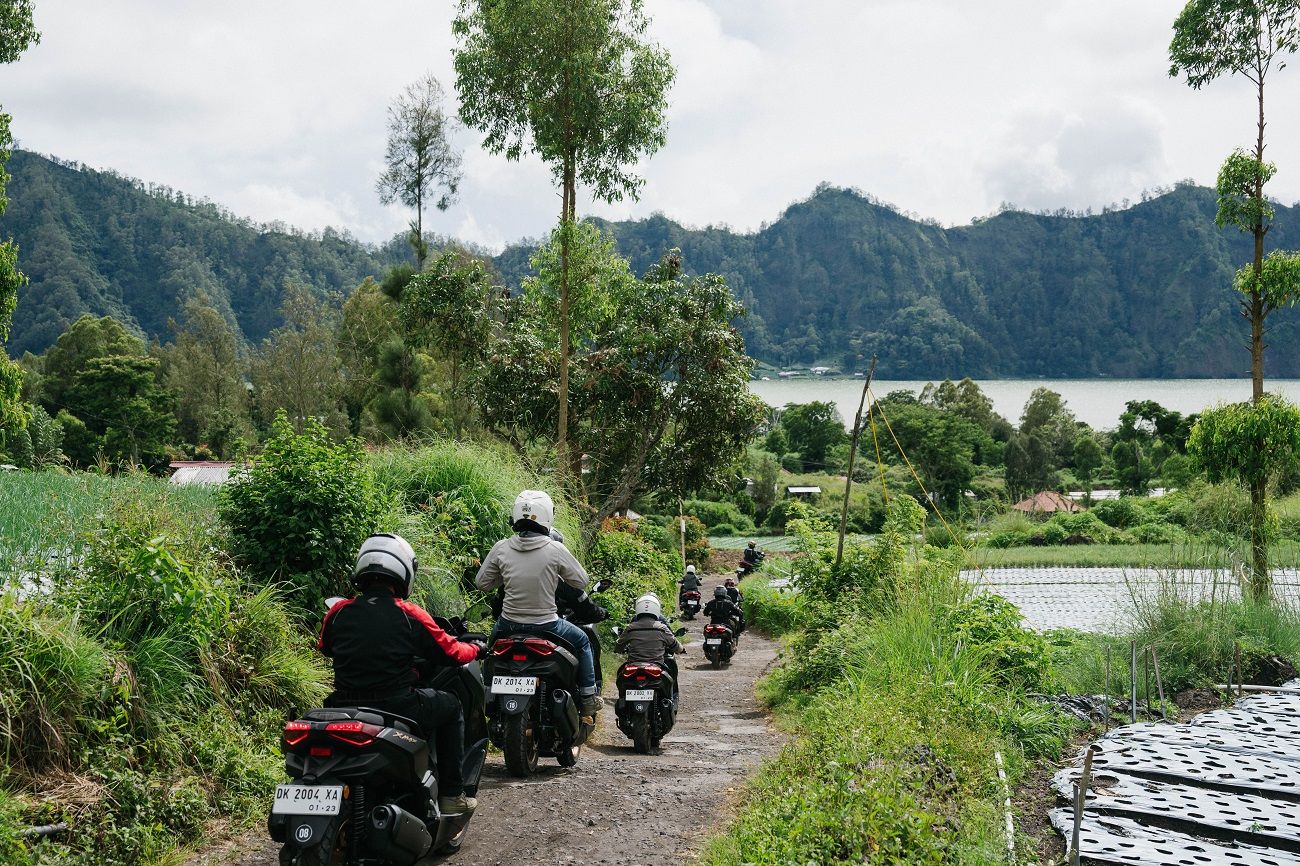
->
[674, 627, 687, 637]
[593, 578, 614, 593]
[324, 596, 346, 611]
[611, 626, 622, 637]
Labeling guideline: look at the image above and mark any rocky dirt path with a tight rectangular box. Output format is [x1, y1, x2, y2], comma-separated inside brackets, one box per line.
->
[189, 577, 784, 866]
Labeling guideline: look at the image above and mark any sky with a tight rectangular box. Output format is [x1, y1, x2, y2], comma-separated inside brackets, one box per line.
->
[2, 1, 1298, 252]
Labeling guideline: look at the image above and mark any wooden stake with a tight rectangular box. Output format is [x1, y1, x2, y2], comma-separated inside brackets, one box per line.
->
[836, 356, 877, 569]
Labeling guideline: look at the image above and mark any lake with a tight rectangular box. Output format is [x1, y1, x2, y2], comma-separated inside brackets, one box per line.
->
[748, 378, 1300, 430]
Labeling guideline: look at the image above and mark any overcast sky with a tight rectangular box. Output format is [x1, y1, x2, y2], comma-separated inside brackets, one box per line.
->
[3, 1, 1298, 252]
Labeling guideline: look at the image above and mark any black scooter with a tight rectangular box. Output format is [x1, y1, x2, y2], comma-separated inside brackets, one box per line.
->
[483, 579, 612, 776]
[679, 589, 701, 620]
[269, 615, 487, 865]
[612, 626, 687, 753]
[702, 621, 738, 669]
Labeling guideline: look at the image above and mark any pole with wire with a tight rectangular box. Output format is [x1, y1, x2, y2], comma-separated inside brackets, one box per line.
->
[836, 356, 878, 569]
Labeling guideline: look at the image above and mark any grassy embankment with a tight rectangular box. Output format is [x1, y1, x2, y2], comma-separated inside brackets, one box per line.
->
[705, 497, 1300, 863]
[0, 438, 678, 866]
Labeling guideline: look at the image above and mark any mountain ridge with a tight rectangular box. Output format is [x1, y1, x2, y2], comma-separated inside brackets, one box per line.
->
[5, 149, 1298, 378]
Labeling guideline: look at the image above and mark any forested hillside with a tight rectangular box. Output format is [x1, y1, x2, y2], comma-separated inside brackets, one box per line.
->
[7, 150, 1300, 376]
[1, 150, 404, 354]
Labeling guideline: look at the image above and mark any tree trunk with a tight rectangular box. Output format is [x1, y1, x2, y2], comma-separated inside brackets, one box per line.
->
[1250, 475, 1271, 601]
[1248, 75, 1270, 595]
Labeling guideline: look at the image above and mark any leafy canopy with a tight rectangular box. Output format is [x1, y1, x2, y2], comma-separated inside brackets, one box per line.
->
[1170, 0, 1300, 89]
[1189, 395, 1300, 489]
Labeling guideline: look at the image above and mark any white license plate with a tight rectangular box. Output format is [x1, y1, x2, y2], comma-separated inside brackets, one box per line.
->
[624, 689, 656, 702]
[492, 675, 538, 695]
[705, 638, 722, 645]
[272, 784, 343, 815]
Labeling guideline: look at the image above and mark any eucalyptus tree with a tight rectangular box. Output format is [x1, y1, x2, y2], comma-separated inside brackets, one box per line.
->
[1171, 0, 1300, 591]
[0, 0, 39, 463]
[376, 73, 462, 270]
[453, 0, 675, 470]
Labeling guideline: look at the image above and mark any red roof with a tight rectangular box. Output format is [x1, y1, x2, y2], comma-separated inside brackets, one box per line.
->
[1012, 491, 1082, 513]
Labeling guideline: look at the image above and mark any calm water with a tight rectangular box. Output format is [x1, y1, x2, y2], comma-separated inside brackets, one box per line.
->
[749, 378, 1300, 430]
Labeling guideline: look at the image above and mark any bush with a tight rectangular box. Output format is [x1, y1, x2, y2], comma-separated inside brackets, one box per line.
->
[740, 576, 808, 636]
[1049, 511, 1115, 543]
[1131, 521, 1189, 545]
[710, 522, 738, 536]
[940, 594, 1049, 690]
[586, 522, 678, 642]
[682, 498, 754, 532]
[766, 497, 825, 530]
[1092, 497, 1143, 529]
[220, 413, 380, 611]
[780, 452, 802, 472]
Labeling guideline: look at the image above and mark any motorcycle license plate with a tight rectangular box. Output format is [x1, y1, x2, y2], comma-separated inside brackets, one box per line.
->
[491, 675, 538, 695]
[705, 638, 722, 646]
[624, 689, 656, 702]
[272, 784, 343, 815]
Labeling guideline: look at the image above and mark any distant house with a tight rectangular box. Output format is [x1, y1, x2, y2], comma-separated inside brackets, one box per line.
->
[786, 485, 822, 500]
[169, 460, 234, 486]
[778, 370, 801, 379]
[810, 366, 831, 375]
[1012, 491, 1082, 514]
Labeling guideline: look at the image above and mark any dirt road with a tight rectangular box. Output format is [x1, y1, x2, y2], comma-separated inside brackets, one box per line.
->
[192, 579, 784, 866]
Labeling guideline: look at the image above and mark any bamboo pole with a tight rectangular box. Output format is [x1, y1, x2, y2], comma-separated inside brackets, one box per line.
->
[835, 356, 877, 569]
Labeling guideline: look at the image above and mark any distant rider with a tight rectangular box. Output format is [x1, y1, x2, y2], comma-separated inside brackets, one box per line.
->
[704, 585, 745, 635]
[475, 491, 602, 718]
[680, 564, 702, 593]
[725, 574, 744, 605]
[740, 540, 764, 574]
[318, 534, 484, 816]
[616, 594, 685, 705]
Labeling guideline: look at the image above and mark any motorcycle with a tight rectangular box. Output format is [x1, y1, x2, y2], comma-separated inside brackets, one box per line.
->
[268, 612, 488, 865]
[702, 621, 737, 669]
[613, 626, 688, 754]
[484, 579, 613, 776]
[679, 589, 701, 620]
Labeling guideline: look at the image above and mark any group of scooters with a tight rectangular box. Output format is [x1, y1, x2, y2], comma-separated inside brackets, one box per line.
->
[268, 556, 760, 866]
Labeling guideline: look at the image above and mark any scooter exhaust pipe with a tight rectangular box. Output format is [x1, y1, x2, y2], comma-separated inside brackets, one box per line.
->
[549, 688, 580, 740]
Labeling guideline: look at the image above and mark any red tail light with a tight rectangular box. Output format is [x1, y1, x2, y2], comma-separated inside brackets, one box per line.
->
[639, 664, 662, 678]
[492, 639, 514, 656]
[523, 638, 557, 656]
[685, 591, 700, 600]
[283, 720, 312, 747]
[622, 663, 641, 676]
[325, 720, 384, 747]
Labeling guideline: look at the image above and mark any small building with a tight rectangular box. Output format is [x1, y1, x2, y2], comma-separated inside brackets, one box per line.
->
[778, 370, 802, 379]
[810, 366, 831, 376]
[169, 460, 235, 486]
[1012, 490, 1082, 515]
[786, 485, 822, 500]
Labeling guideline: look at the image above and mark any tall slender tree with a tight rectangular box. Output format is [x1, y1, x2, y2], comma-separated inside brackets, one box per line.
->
[0, 0, 39, 462]
[376, 73, 462, 270]
[453, 0, 674, 474]
[1171, 0, 1300, 593]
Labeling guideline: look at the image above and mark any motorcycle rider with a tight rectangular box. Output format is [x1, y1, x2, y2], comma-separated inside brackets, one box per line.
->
[704, 584, 745, 635]
[740, 540, 764, 573]
[615, 594, 685, 705]
[317, 533, 485, 816]
[680, 564, 702, 593]
[475, 491, 602, 718]
[725, 574, 744, 605]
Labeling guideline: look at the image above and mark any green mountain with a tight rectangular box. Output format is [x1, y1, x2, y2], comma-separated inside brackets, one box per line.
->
[5, 150, 1299, 378]
[1, 150, 404, 355]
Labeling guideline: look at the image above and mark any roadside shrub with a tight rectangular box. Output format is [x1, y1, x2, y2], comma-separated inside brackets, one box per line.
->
[1175, 481, 1252, 539]
[1131, 521, 1189, 545]
[739, 576, 807, 636]
[1033, 521, 1069, 545]
[984, 528, 1033, 548]
[586, 523, 678, 640]
[940, 594, 1049, 690]
[710, 522, 737, 536]
[220, 413, 380, 610]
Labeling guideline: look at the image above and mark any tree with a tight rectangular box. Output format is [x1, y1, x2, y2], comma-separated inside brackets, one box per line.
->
[872, 398, 982, 509]
[250, 282, 344, 435]
[1019, 387, 1078, 466]
[401, 250, 503, 434]
[39, 314, 146, 414]
[69, 355, 177, 469]
[1073, 432, 1104, 504]
[1189, 396, 1300, 599]
[779, 402, 848, 471]
[376, 74, 462, 270]
[162, 295, 251, 457]
[1004, 432, 1055, 501]
[1172, 0, 1300, 590]
[0, 1, 40, 462]
[337, 276, 399, 433]
[476, 243, 763, 532]
[454, 0, 675, 468]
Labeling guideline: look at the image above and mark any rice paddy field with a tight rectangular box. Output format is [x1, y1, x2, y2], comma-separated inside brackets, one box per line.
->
[0, 470, 217, 583]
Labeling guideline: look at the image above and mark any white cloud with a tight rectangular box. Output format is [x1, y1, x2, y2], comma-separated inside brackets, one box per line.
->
[2, 0, 1298, 248]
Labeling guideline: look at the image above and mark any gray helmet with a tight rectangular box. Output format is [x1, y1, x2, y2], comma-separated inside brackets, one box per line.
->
[352, 533, 418, 599]
[714, 585, 727, 599]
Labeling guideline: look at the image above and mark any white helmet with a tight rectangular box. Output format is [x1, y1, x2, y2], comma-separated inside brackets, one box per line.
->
[352, 533, 418, 599]
[512, 490, 555, 533]
[685, 565, 696, 574]
[634, 593, 662, 619]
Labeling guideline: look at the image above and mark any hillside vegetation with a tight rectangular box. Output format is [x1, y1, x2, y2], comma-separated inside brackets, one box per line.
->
[7, 151, 1300, 376]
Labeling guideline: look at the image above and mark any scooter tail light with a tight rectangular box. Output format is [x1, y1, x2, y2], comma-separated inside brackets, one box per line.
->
[491, 639, 514, 656]
[283, 720, 312, 747]
[641, 664, 662, 678]
[324, 720, 384, 747]
[523, 638, 557, 656]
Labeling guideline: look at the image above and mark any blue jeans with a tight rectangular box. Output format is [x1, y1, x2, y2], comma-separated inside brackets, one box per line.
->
[493, 617, 597, 692]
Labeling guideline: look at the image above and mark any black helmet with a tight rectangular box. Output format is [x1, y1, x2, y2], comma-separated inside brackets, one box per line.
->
[714, 585, 727, 599]
[352, 533, 418, 599]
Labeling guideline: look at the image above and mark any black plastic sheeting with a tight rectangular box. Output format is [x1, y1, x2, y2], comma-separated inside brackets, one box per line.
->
[1053, 683, 1300, 865]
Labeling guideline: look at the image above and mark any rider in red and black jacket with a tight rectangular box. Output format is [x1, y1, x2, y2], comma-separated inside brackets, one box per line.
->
[317, 534, 484, 815]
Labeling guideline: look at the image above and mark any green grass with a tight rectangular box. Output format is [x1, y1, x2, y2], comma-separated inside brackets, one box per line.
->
[965, 541, 1300, 569]
[0, 470, 215, 581]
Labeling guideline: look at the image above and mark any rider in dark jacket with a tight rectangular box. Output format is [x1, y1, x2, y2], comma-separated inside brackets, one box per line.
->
[318, 534, 484, 816]
[680, 564, 702, 593]
[617, 594, 685, 703]
[703, 585, 744, 633]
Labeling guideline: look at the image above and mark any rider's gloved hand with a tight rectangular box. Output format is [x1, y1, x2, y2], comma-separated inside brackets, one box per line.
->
[468, 639, 490, 660]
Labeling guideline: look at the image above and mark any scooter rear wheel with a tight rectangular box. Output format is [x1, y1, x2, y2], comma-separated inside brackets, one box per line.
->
[503, 714, 539, 776]
[631, 716, 651, 754]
